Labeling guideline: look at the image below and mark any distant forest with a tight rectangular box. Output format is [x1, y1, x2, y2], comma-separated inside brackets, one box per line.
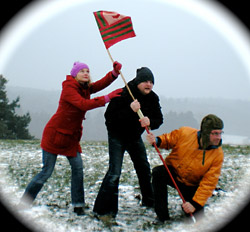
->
[6, 86, 250, 141]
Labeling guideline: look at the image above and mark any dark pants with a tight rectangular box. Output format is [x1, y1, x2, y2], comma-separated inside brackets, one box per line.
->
[152, 165, 204, 221]
[93, 133, 154, 217]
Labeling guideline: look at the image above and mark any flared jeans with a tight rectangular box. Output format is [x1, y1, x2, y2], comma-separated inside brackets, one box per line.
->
[93, 133, 154, 217]
[21, 149, 85, 207]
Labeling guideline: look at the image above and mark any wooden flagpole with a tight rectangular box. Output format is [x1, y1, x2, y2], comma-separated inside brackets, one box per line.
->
[95, 10, 196, 223]
[106, 48, 144, 119]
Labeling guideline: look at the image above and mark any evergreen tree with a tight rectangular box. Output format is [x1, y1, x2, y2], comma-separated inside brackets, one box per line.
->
[0, 75, 33, 139]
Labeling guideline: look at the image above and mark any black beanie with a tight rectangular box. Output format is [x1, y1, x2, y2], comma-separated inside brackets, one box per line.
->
[135, 67, 154, 85]
[200, 114, 224, 165]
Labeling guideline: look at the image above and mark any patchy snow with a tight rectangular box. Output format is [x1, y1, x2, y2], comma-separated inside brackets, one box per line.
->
[0, 140, 250, 232]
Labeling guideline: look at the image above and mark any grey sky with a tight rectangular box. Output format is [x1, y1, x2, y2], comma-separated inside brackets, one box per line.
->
[1, 0, 250, 100]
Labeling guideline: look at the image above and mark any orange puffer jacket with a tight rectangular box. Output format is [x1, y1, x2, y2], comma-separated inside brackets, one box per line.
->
[158, 126, 224, 206]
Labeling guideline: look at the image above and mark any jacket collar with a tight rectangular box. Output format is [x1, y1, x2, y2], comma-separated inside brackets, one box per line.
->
[66, 75, 89, 89]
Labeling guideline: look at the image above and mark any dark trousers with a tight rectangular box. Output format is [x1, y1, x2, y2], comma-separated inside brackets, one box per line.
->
[152, 165, 204, 221]
[93, 133, 154, 217]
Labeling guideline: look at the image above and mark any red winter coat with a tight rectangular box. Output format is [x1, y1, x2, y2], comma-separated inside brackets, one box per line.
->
[41, 72, 116, 157]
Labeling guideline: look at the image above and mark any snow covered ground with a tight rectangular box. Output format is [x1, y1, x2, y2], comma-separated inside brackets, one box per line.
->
[0, 140, 250, 232]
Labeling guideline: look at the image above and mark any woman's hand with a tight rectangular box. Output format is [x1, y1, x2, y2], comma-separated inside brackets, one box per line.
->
[112, 61, 122, 77]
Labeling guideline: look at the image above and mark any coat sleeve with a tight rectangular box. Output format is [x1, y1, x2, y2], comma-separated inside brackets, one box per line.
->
[158, 129, 181, 150]
[105, 91, 136, 122]
[192, 153, 223, 206]
[61, 82, 106, 111]
[147, 95, 163, 130]
[89, 71, 116, 94]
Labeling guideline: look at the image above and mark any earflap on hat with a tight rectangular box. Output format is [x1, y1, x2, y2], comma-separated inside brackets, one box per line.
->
[201, 114, 223, 135]
[200, 114, 224, 165]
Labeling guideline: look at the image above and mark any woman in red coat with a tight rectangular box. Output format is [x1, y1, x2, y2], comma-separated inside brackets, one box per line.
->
[20, 61, 122, 215]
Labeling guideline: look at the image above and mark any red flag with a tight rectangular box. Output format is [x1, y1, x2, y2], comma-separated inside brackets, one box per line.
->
[94, 11, 136, 49]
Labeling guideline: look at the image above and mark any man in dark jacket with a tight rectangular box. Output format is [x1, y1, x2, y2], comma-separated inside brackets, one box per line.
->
[93, 67, 163, 219]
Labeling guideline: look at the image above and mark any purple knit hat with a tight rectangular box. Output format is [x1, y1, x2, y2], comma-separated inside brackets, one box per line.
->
[70, 62, 89, 77]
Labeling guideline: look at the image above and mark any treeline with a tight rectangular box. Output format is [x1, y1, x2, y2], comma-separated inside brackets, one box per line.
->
[5, 82, 250, 140]
[155, 110, 199, 135]
[0, 75, 33, 139]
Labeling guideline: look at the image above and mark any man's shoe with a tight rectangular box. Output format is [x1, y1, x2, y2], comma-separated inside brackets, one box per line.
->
[94, 214, 118, 226]
[152, 216, 169, 225]
[74, 207, 85, 216]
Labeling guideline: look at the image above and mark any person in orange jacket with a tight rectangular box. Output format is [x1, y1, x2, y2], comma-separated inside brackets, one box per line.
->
[146, 114, 224, 224]
[19, 61, 122, 215]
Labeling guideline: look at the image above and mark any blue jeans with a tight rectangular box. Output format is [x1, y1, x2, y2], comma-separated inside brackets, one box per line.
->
[93, 133, 154, 217]
[21, 150, 84, 207]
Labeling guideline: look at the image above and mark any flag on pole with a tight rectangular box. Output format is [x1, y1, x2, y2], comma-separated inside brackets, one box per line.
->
[93, 11, 136, 49]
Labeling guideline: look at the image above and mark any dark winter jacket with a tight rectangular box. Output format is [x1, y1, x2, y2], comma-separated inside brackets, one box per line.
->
[105, 78, 163, 139]
[41, 72, 116, 157]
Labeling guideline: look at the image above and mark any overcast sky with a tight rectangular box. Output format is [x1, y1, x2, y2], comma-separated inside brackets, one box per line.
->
[1, 0, 250, 100]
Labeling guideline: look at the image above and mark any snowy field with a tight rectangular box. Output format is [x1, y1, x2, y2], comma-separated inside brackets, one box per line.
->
[0, 140, 250, 232]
